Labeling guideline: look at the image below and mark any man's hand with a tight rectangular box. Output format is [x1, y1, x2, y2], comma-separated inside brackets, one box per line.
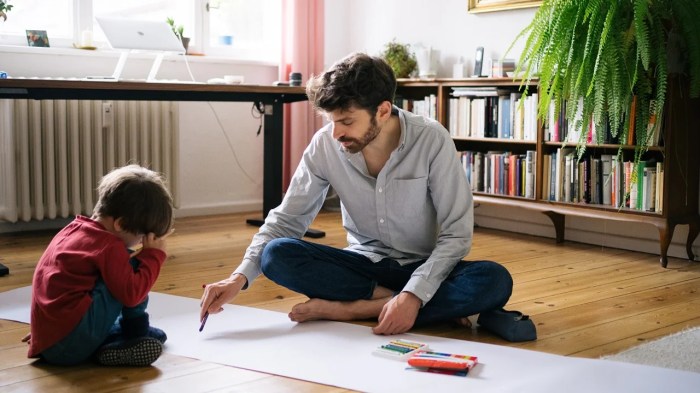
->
[199, 273, 248, 322]
[372, 291, 422, 335]
[21, 332, 31, 344]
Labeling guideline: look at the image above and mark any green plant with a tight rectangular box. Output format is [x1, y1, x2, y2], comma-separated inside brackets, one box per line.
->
[166, 17, 184, 40]
[381, 40, 417, 78]
[510, 0, 700, 160]
[0, 1, 13, 22]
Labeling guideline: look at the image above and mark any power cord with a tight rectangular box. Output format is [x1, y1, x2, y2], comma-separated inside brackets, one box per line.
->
[181, 53, 261, 186]
[206, 101, 261, 185]
[252, 101, 264, 136]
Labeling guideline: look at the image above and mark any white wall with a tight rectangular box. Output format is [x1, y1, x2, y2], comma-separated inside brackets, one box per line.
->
[323, 0, 534, 74]
[323, 0, 699, 261]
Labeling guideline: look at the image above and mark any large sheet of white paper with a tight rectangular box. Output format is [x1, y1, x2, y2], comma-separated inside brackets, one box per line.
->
[2, 286, 699, 392]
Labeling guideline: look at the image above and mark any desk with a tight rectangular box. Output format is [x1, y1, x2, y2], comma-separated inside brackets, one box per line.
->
[0, 78, 324, 237]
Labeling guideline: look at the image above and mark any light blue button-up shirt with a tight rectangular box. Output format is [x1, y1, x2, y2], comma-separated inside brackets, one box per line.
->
[234, 107, 473, 305]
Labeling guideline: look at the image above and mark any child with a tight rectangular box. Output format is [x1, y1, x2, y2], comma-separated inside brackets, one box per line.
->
[25, 164, 174, 366]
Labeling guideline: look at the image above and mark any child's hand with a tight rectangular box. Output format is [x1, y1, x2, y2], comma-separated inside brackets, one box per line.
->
[141, 229, 173, 253]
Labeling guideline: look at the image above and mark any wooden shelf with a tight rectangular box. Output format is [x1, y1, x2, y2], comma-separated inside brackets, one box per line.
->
[398, 76, 700, 267]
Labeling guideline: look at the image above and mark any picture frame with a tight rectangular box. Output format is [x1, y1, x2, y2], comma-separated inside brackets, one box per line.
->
[468, 0, 542, 13]
[26, 30, 50, 47]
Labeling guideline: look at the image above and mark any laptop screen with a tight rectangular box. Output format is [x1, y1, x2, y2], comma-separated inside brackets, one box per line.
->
[95, 16, 185, 53]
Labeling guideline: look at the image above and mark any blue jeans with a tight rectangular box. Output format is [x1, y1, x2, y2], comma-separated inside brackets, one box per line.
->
[41, 260, 148, 366]
[260, 238, 513, 327]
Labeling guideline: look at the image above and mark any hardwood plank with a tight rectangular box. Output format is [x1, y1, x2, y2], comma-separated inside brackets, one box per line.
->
[1, 210, 699, 392]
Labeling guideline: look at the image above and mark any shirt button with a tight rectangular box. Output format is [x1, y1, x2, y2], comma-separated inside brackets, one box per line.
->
[378, 187, 383, 193]
[426, 294, 432, 298]
[379, 218, 385, 224]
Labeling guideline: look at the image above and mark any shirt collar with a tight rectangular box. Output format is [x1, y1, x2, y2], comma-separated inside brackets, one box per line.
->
[394, 106, 407, 152]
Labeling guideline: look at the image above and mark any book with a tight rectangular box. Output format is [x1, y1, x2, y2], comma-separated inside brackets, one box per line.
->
[601, 154, 613, 205]
[451, 86, 508, 97]
[635, 160, 646, 210]
[555, 148, 574, 202]
[549, 151, 557, 201]
[475, 152, 484, 192]
[525, 150, 536, 199]
[646, 167, 656, 211]
[590, 157, 599, 204]
[542, 154, 551, 200]
[582, 158, 591, 203]
[656, 162, 664, 213]
[564, 151, 574, 202]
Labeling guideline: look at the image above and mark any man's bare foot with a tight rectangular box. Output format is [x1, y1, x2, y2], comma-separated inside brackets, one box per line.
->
[454, 316, 473, 328]
[288, 297, 389, 323]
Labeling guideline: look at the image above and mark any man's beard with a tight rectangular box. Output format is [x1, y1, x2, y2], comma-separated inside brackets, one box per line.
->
[338, 117, 381, 154]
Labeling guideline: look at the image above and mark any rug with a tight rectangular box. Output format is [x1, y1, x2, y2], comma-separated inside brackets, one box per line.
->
[603, 327, 700, 373]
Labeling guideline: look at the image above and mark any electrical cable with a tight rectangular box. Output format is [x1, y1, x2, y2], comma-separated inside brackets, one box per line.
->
[181, 53, 261, 186]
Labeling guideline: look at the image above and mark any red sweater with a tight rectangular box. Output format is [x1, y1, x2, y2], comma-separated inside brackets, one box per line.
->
[28, 215, 166, 357]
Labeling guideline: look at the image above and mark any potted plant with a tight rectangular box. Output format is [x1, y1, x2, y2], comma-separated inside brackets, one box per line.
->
[166, 17, 189, 53]
[381, 40, 417, 79]
[0, 1, 13, 22]
[510, 0, 700, 158]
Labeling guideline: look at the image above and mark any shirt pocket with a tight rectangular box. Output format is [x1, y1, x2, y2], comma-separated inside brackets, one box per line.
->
[388, 177, 431, 218]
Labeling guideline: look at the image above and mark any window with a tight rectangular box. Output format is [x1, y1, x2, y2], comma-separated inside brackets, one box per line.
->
[0, 0, 281, 62]
[0, 0, 73, 46]
[92, 0, 194, 44]
[204, 0, 281, 61]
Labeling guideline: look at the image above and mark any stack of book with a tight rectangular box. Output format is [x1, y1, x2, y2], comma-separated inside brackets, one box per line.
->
[541, 151, 663, 212]
[448, 87, 537, 141]
[460, 150, 537, 199]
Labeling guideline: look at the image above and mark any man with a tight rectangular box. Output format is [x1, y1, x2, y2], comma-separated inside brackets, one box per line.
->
[200, 53, 514, 336]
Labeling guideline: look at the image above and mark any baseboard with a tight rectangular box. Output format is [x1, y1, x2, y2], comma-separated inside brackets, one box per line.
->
[0, 201, 262, 234]
[175, 200, 261, 218]
[2, 201, 696, 262]
[0, 217, 72, 234]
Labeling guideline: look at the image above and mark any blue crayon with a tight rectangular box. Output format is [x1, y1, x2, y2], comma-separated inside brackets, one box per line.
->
[381, 344, 413, 353]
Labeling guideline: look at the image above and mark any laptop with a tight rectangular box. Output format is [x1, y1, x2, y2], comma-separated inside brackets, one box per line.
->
[95, 16, 185, 53]
[91, 17, 186, 81]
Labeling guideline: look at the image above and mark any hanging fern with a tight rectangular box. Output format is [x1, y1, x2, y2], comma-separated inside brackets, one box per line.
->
[509, 0, 700, 161]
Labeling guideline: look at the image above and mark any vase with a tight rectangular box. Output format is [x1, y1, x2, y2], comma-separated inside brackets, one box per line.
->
[180, 37, 190, 54]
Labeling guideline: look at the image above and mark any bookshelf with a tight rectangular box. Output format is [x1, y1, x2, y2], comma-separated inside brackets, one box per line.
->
[396, 76, 700, 267]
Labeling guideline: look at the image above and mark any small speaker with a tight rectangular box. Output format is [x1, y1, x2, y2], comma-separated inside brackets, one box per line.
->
[473, 47, 484, 77]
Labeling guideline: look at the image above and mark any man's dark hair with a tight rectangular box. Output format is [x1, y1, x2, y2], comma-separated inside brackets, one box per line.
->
[306, 52, 396, 117]
[93, 164, 174, 237]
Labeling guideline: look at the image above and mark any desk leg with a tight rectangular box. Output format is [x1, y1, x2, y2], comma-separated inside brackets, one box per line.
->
[245, 102, 325, 239]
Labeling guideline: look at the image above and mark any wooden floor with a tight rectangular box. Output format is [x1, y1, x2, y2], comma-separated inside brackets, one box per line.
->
[1, 210, 699, 392]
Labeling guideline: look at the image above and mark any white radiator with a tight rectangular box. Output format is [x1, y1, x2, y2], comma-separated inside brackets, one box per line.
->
[0, 99, 179, 223]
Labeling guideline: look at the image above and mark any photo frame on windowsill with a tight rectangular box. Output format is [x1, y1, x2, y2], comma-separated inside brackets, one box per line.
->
[26, 30, 50, 47]
[468, 0, 541, 13]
